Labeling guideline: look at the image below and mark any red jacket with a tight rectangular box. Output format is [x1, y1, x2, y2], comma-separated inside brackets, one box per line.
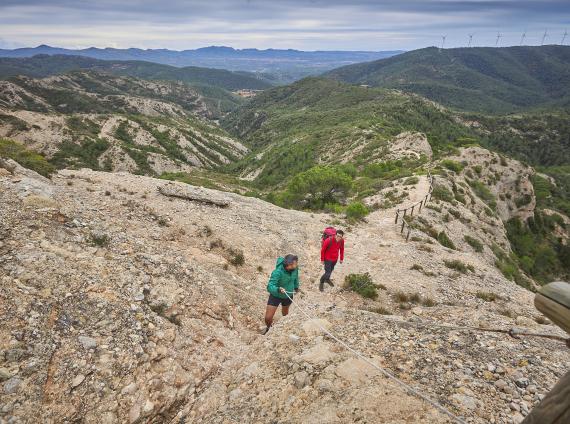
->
[321, 237, 344, 262]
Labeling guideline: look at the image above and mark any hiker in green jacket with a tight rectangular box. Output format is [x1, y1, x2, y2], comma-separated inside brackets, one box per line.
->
[264, 254, 300, 334]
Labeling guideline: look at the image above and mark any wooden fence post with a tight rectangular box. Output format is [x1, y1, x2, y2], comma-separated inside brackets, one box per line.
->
[410, 205, 415, 216]
[395, 211, 399, 224]
[400, 220, 405, 233]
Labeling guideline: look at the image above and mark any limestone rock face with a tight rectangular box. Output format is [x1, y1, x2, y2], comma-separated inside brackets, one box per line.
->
[386, 131, 433, 161]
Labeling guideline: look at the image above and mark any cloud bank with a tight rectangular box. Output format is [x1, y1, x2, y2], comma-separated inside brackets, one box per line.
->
[0, 0, 568, 50]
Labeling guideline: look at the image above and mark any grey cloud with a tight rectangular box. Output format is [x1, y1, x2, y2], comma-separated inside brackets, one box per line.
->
[0, 0, 568, 50]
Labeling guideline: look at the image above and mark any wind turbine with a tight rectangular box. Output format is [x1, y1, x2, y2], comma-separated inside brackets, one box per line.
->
[441, 35, 447, 49]
[562, 30, 568, 45]
[495, 32, 502, 47]
[520, 31, 526, 46]
[541, 29, 548, 45]
[468, 34, 474, 47]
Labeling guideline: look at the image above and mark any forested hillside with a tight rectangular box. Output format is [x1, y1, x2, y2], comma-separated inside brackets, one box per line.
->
[325, 45, 570, 113]
[221, 78, 475, 187]
[0, 54, 272, 91]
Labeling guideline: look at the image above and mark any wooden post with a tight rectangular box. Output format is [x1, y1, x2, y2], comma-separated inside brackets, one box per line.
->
[410, 205, 415, 216]
[400, 220, 405, 233]
[395, 211, 399, 224]
[522, 370, 570, 424]
[523, 281, 570, 424]
[403, 209, 407, 218]
[534, 282, 570, 334]
[418, 199, 423, 212]
[406, 228, 411, 241]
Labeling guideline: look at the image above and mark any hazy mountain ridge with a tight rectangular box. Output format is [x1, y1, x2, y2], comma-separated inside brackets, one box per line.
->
[0, 45, 403, 83]
[0, 54, 272, 91]
[325, 45, 570, 113]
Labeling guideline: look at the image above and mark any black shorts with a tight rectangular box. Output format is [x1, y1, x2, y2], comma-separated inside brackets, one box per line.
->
[267, 293, 292, 307]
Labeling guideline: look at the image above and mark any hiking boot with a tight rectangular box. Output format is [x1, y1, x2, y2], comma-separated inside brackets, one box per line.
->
[326, 279, 334, 287]
[319, 282, 324, 292]
[262, 326, 270, 335]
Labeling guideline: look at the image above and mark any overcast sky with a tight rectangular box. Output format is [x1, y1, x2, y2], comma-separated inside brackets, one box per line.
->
[0, 0, 568, 51]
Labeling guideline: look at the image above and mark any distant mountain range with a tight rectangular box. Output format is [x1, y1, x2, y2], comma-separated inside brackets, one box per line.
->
[0, 55, 272, 91]
[0, 45, 403, 83]
[325, 45, 570, 113]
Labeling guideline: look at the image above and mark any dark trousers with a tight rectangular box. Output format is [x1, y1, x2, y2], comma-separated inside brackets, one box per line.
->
[320, 260, 337, 284]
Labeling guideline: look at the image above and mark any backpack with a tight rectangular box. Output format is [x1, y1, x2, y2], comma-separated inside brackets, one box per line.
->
[321, 227, 337, 251]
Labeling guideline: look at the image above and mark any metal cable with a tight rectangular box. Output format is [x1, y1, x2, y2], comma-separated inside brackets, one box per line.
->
[282, 290, 468, 424]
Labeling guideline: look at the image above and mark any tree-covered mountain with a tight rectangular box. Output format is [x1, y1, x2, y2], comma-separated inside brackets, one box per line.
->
[0, 45, 403, 83]
[221, 77, 477, 187]
[325, 45, 570, 113]
[0, 54, 272, 91]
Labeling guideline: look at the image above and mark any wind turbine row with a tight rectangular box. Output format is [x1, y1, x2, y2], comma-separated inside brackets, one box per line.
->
[438, 30, 568, 48]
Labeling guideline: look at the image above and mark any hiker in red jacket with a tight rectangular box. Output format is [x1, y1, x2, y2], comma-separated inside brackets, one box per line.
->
[320, 229, 344, 292]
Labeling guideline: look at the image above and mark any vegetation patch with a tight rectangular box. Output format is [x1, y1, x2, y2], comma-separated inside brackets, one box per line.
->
[440, 160, 464, 173]
[89, 232, 110, 247]
[468, 179, 497, 211]
[444, 259, 474, 274]
[505, 214, 570, 284]
[437, 231, 456, 250]
[344, 273, 378, 299]
[51, 138, 110, 170]
[464, 235, 484, 252]
[0, 138, 55, 177]
[227, 248, 245, 266]
[431, 186, 454, 203]
[345, 202, 369, 221]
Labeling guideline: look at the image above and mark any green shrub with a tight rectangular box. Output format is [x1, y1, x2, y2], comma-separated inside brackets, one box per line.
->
[441, 160, 464, 173]
[344, 273, 378, 299]
[431, 186, 454, 203]
[515, 194, 533, 208]
[90, 232, 110, 247]
[227, 248, 245, 266]
[403, 176, 419, 186]
[468, 180, 496, 211]
[0, 138, 55, 177]
[464, 235, 484, 252]
[437, 231, 456, 249]
[324, 202, 345, 214]
[283, 165, 353, 210]
[444, 259, 474, 274]
[345, 202, 369, 221]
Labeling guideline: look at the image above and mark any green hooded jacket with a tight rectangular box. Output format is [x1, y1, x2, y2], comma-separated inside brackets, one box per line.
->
[267, 257, 300, 299]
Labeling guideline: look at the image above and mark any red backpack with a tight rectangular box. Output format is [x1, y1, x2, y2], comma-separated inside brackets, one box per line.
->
[321, 227, 337, 251]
